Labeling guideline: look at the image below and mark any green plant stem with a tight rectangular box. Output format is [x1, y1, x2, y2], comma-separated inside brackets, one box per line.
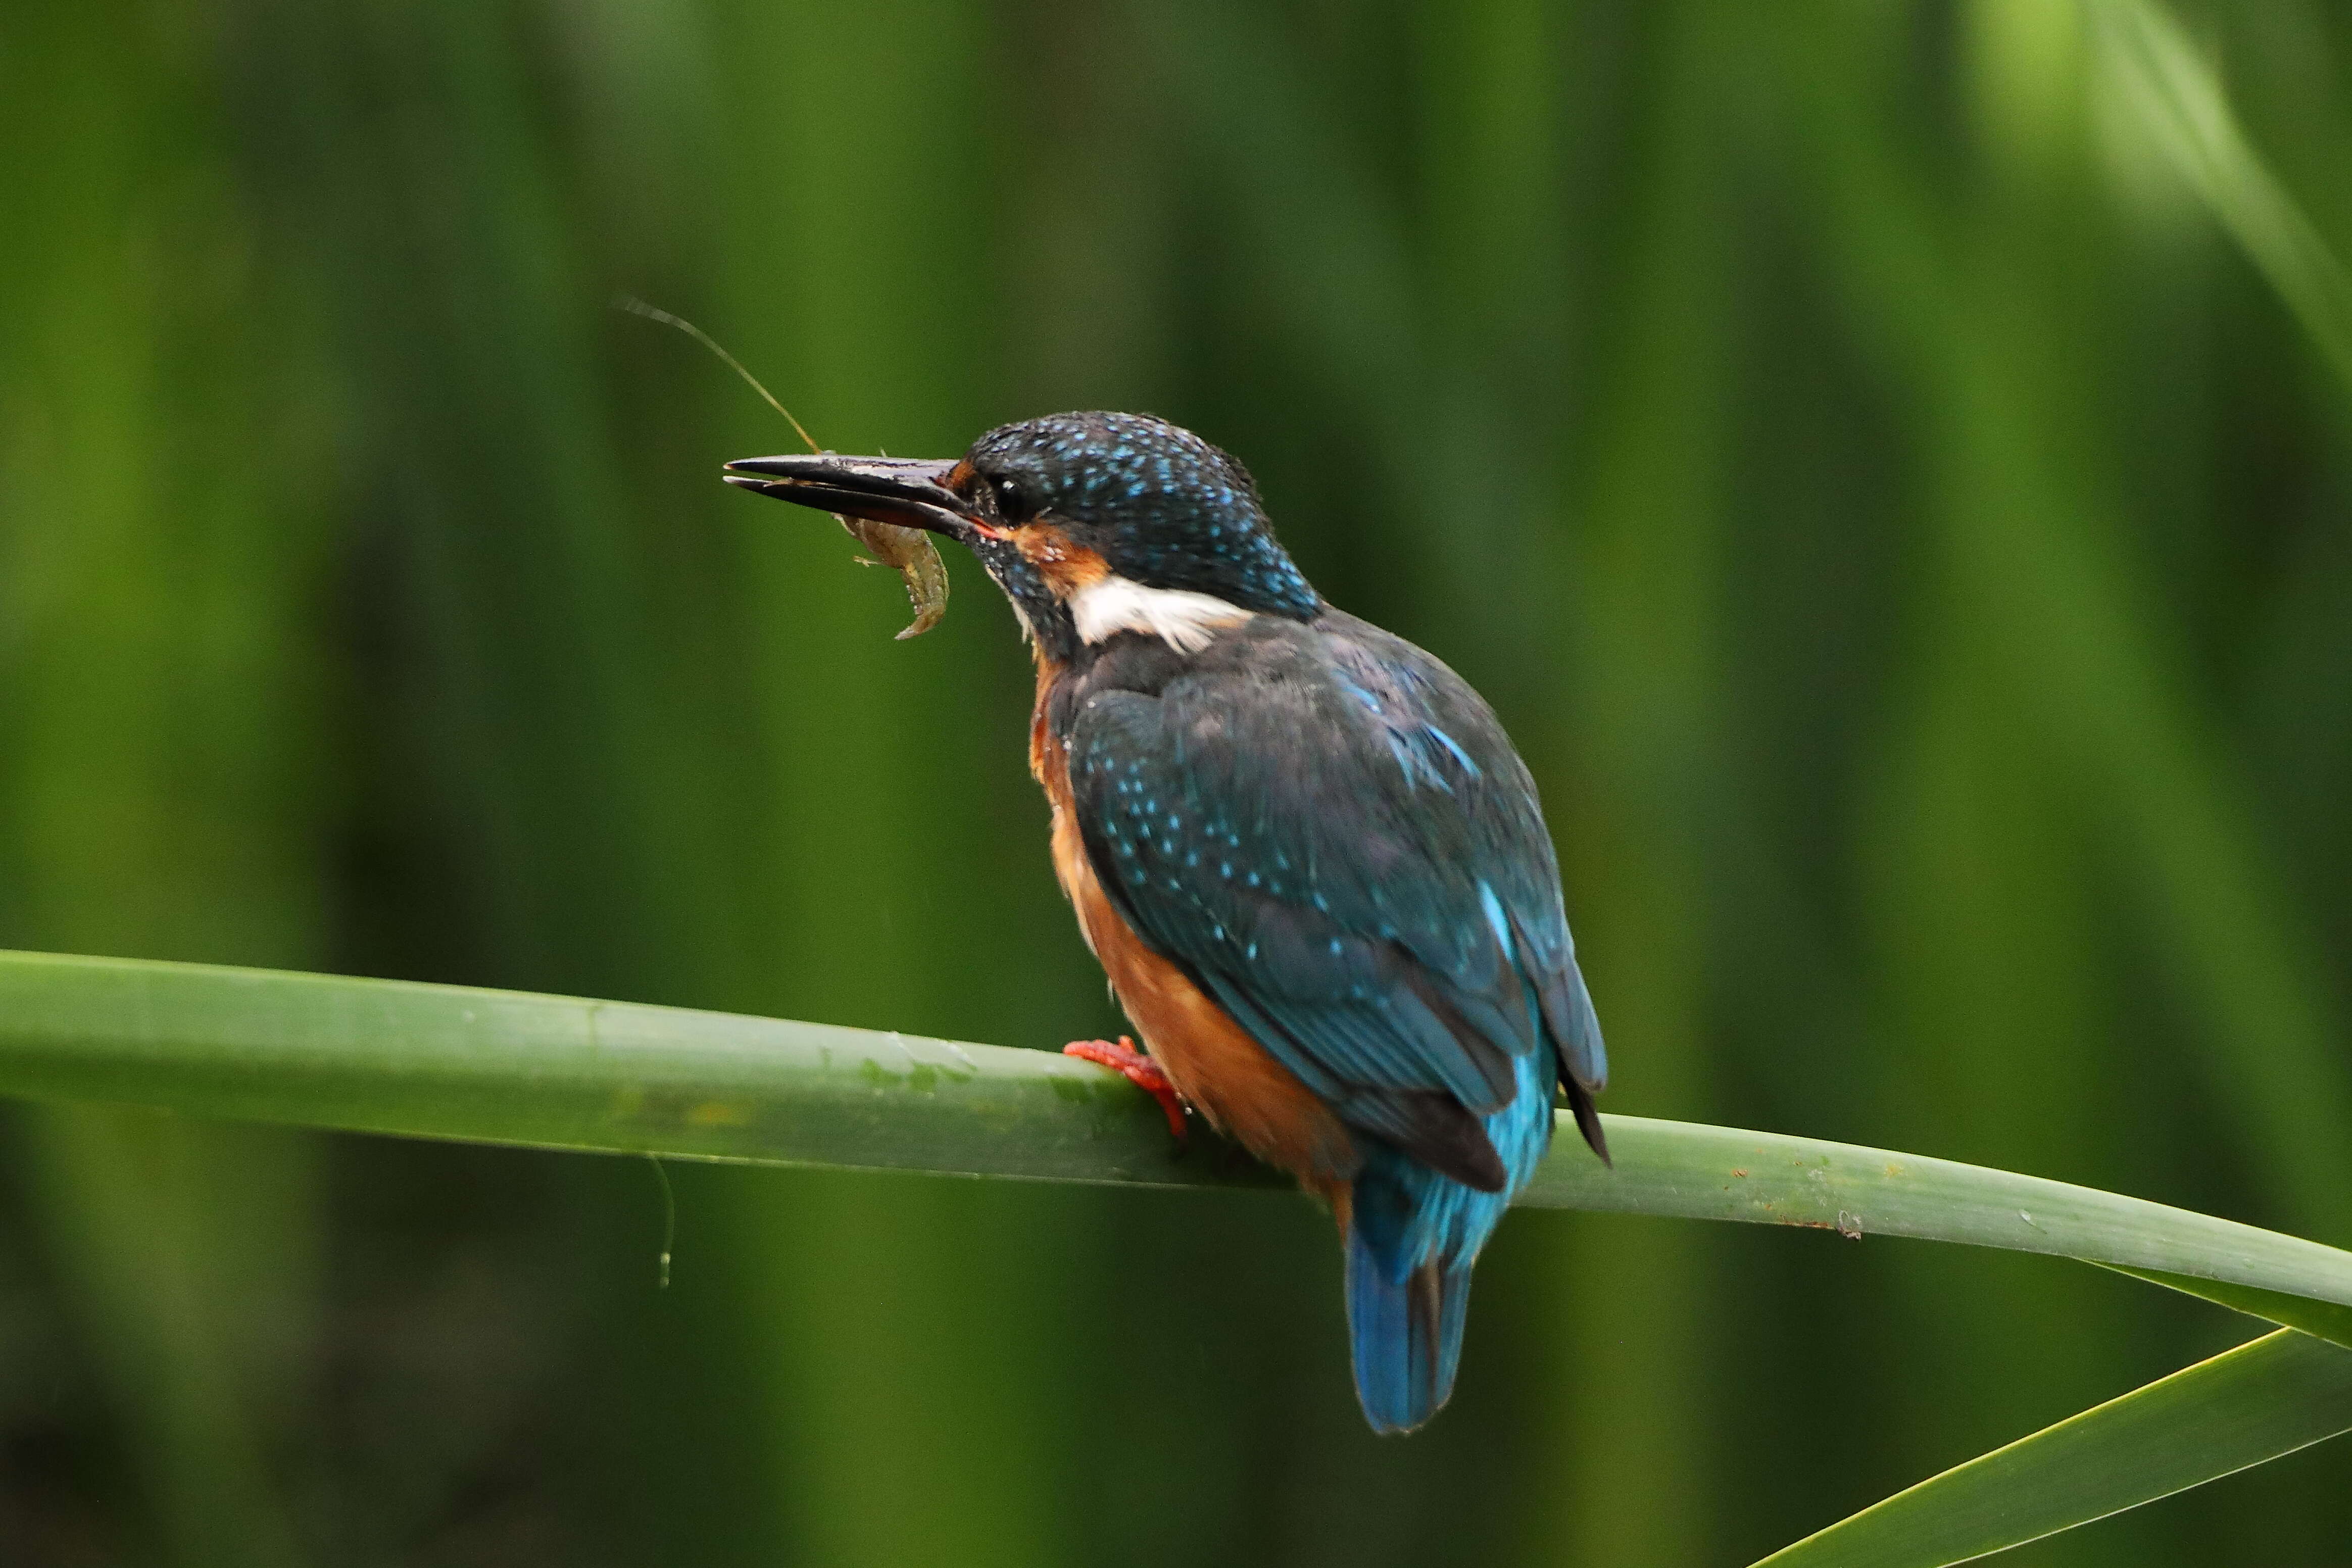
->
[3, 948, 2348, 1311]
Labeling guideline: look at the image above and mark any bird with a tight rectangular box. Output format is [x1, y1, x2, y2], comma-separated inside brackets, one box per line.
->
[725, 411, 1607, 1433]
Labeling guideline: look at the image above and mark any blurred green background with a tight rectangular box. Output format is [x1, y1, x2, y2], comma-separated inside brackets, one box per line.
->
[3, 0, 2349, 1562]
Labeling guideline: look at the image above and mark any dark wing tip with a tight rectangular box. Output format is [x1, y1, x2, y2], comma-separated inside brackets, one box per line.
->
[1343, 1090, 1509, 1193]
[1564, 1079, 1610, 1167]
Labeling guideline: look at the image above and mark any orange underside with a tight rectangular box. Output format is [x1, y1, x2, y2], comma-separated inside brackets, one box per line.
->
[1033, 665, 1356, 1207]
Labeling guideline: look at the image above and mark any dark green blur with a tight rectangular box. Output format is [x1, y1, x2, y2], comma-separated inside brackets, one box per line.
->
[1, 1, 2347, 1563]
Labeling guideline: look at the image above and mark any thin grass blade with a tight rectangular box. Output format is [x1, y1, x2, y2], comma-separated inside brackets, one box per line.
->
[1749, 1328, 2352, 1567]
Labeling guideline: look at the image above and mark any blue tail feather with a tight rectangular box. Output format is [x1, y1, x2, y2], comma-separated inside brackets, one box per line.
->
[1343, 1044, 1557, 1432]
[1346, 1225, 1475, 1433]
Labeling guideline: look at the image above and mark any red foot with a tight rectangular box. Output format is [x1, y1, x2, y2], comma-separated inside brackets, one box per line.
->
[1064, 1036, 1189, 1140]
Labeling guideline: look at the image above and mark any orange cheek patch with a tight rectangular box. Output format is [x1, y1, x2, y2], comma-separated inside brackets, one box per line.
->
[1010, 524, 1110, 595]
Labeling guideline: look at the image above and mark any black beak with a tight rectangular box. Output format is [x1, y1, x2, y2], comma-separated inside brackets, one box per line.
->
[722, 454, 983, 543]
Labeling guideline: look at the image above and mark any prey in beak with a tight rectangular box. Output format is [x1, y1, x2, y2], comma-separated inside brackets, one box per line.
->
[724, 453, 986, 638]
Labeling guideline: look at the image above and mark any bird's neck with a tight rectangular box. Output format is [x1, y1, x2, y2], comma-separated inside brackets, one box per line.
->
[1027, 642, 1064, 789]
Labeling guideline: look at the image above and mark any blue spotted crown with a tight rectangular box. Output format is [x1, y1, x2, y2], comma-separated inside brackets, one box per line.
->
[968, 412, 1321, 619]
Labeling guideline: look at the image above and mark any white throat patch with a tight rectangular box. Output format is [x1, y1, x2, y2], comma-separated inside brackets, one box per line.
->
[1069, 574, 1254, 653]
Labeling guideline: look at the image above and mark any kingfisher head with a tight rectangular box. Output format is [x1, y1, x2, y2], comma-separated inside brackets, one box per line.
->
[725, 411, 1321, 663]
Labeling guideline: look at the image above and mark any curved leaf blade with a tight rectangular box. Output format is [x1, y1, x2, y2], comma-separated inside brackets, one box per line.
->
[1, 949, 2348, 1315]
[1750, 1329, 2352, 1568]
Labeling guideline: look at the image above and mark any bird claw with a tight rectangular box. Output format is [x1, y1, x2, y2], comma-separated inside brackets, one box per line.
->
[1063, 1036, 1189, 1141]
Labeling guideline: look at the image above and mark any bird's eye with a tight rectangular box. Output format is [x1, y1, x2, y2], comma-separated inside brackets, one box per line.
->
[992, 477, 1025, 518]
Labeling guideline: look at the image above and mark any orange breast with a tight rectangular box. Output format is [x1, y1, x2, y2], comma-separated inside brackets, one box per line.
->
[1032, 676, 1357, 1202]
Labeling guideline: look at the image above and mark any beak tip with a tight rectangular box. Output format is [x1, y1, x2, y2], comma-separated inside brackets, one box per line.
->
[721, 473, 778, 496]
[723, 455, 812, 478]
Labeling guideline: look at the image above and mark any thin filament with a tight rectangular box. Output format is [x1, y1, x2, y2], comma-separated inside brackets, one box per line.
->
[615, 295, 820, 455]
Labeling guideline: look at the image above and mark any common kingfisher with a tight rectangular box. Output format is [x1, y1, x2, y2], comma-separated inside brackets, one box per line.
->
[725, 412, 1608, 1433]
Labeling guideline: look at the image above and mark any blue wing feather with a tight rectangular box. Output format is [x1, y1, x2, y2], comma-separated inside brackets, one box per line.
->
[1064, 611, 1604, 1184]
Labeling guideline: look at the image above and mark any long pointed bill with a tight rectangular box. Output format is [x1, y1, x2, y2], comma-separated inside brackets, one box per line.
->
[722, 454, 987, 543]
